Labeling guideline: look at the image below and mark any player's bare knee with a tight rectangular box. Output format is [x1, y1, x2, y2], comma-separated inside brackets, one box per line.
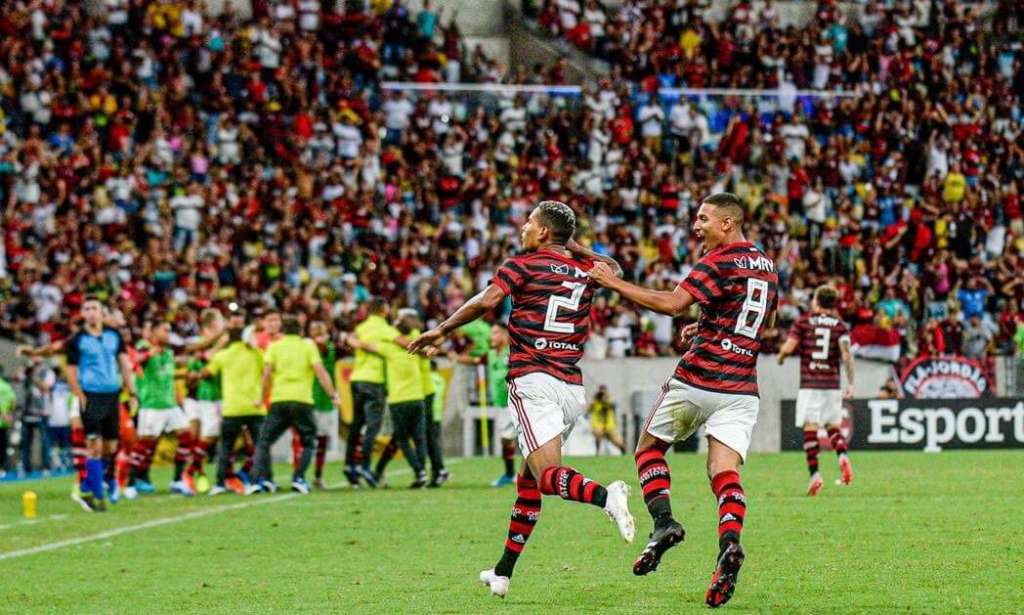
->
[803, 422, 819, 432]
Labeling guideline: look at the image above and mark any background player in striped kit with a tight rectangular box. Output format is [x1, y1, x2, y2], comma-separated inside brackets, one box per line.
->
[776, 285, 855, 494]
[589, 192, 779, 608]
[183, 308, 227, 494]
[409, 201, 635, 599]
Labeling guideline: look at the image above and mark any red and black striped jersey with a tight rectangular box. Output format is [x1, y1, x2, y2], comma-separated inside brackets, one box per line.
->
[493, 248, 595, 386]
[674, 241, 779, 397]
[787, 311, 851, 390]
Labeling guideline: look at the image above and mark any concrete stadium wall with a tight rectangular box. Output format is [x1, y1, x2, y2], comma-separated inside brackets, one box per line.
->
[444, 356, 895, 456]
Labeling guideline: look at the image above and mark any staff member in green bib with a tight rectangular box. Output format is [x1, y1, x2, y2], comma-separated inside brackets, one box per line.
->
[346, 309, 429, 488]
[248, 315, 340, 495]
[195, 326, 267, 496]
[346, 298, 408, 488]
[308, 321, 338, 489]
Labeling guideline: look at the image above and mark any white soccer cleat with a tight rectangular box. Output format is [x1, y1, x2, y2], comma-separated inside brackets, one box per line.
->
[479, 569, 510, 598]
[169, 480, 195, 497]
[603, 480, 636, 543]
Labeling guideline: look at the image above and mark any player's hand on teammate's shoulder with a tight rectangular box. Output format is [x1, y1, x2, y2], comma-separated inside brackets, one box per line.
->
[587, 262, 616, 286]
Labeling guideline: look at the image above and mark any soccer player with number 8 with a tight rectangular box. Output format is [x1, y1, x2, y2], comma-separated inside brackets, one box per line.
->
[588, 192, 780, 608]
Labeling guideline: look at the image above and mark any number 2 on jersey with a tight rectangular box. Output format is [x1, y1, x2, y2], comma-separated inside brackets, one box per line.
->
[734, 278, 769, 339]
[544, 282, 585, 334]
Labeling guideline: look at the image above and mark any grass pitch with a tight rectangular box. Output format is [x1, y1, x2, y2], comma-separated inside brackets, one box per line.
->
[0, 451, 1021, 613]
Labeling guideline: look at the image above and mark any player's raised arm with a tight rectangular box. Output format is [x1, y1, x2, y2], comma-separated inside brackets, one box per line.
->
[567, 238, 623, 278]
[587, 262, 694, 317]
[407, 284, 506, 354]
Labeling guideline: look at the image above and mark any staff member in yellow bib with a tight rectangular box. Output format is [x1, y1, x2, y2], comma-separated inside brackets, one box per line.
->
[195, 326, 267, 496]
[346, 309, 429, 488]
[346, 298, 410, 488]
[248, 315, 340, 495]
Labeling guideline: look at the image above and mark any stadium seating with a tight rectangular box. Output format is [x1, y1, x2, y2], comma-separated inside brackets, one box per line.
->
[0, 0, 1022, 369]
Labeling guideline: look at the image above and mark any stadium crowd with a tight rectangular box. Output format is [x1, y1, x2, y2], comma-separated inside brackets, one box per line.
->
[0, 0, 1023, 378]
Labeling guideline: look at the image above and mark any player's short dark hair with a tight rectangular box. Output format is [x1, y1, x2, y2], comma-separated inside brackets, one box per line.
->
[227, 326, 244, 342]
[814, 285, 839, 309]
[282, 315, 302, 335]
[367, 297, 389, 314]
[703, 192, 745, 224]
[535, 200, 576, 244]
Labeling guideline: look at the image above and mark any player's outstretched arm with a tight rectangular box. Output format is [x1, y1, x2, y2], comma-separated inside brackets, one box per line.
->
[407, 284, 506, 354]
[777, 336, 799, 365]
[587, 262, 694, 317]
[567, 238, 623, 278]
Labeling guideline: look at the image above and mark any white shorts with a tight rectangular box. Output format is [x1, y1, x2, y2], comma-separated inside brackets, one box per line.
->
[137, 407, 189, 438]
[183, 399, 223, 439]
[643, 378, 760, 462]
[494, 406, 517, 441]
[69, 396, 81, 421]
[314, 410, 339, 437]
[795, 389, 843, 427]
[506, 372, 587, 456]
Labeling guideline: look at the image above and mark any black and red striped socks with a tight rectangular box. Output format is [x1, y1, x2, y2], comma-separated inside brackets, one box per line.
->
[803, 429, 820, 476]
[191, 440, 211, 475]
[539, 466, 608, 508]
[635, 439, 674, 527]
[495, 474, 542, 578]
[71, 426, 87, 485]
[711, 470, 746, 548]
[827, 427, 848, 457]
[174, 432, 195, 481]
[128, 438, 157, 483]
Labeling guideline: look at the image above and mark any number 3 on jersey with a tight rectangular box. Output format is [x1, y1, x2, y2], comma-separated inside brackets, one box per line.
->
[734, 278, 769, 339]
[544, 282, 585, 333]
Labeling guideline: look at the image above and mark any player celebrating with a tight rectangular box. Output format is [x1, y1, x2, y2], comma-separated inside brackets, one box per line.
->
[409, 200, 635, 599]
[588, 192, 779, 608]
[776, 285, 855, 494]
[124, 320, 197, 498]
[184, 308, 227, 493]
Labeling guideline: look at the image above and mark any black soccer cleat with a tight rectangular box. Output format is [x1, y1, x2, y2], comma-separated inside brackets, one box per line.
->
[632, 520, 686, 576]
[705, 541, 745, 608]
[410, 471, 428, 489]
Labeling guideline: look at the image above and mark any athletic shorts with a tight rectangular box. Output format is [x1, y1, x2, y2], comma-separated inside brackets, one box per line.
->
[795, 388, 843, 427]
[314, 409, 339, 437]
[137, 407, 189, 438]
[642, 378, 760, 462]
[82, 392, 120, 440]
[506, 372, 587, 457]
[494, 407, 516, 441]
[69, 395, 81, 421]
[184, 399, 223, 439]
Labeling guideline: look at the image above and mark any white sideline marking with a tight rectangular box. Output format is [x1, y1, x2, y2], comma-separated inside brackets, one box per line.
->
[0, 514, 68, 531]
[0, 494, 295, 561]
[0, 460, 456, 561]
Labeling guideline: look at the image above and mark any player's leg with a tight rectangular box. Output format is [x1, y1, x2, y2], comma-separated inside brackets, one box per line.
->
[373, 437, 399, 483]
[125, 409, 159, 498]
[388, 402, 426, 480]
[426, 416, 449, 487]
[632, 381, 698, 576]
[492, 410, 516, 487]
[481, 459, 541, 597]
[705, 437, 747, 608]
[408, 401, 429, 488]
[803, 422, 823, 495]
[185, 399, 202, 471]
[343, 386, 368, 485]
[212, 417, 243, 495]
[702, 393, 758, 608]
[312, 410, 334, 488]
[824, 391, 852, 484]
[291, 403, 317, 494]
[248, 403, 290, 493]
[356, 384, 386, 487]
[797, 389, 824, 495]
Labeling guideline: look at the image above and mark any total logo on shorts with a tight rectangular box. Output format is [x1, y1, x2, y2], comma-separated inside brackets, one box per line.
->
[720, 338, 754, 357]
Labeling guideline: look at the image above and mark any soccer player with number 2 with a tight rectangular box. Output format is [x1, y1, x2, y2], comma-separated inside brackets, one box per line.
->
[588, 192, 779, 608]
[409, 201, 636, 599]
